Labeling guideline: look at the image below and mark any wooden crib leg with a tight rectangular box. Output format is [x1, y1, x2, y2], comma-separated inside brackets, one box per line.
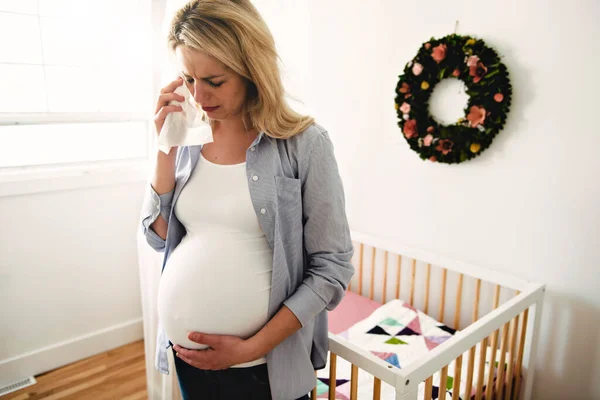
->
[329, 353, 337, 400]
[514, 309, 529, 398]
[475, 337, 488, 400]
[312, 370, 317, 400]
[496, 322, 510, 398]
[350, 364, 359, 400]
[485, 329, 500, 400]
[464, 346, 476, 400]
[373, 377, 382, 400]
[424, 376, 433, 400]
[439, 366, 448, 399]
[451, 355, 463, 400]
[504, 315, 520, 400]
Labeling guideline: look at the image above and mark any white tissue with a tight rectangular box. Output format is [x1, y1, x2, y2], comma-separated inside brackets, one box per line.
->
[156, 82, 213, 154]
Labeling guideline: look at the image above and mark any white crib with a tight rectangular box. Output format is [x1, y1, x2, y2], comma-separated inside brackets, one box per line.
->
[313, 231, 545, 400]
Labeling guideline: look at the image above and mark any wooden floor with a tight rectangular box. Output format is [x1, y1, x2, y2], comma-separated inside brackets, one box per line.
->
[4, 340, 147, 400]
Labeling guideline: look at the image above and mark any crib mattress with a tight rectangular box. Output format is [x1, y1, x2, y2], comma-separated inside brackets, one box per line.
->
[320, 297, 508, 400]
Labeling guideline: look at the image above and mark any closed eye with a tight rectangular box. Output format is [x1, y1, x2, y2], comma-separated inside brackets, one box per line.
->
[206, 80, 223, 88]
[185, 77, 224, 89]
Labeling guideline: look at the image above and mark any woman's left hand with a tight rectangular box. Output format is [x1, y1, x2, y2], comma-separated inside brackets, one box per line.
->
[173, 332, 259, 370]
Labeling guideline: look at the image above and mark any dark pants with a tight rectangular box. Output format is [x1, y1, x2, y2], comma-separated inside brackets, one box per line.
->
[172, 348, 310, 400]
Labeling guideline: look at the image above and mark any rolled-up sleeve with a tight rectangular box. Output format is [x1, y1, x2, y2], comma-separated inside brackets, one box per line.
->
[283, 132, 355, 328]
[140, 184, 174, 252]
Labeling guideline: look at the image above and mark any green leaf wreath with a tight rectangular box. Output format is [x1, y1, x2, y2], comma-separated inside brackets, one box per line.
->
[395, 34, 512, 164]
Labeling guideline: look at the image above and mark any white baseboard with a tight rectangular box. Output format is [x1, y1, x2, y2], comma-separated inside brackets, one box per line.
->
[0, 318, 144, 387]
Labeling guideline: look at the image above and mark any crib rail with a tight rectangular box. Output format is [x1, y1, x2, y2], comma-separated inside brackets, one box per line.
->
[314, 232, 544, 400]
[415, 302, 536, 400]
[348, 232, 531, 297]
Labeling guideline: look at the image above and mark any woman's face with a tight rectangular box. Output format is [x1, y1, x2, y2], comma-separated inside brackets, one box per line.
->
[176, 46, 249, 121]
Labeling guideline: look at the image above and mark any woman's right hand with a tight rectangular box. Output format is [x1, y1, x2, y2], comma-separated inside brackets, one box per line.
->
[154, 76, 187, 136]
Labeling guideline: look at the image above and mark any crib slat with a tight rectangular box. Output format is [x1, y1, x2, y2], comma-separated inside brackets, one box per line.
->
[395, 254, 402, 300]
[504, 315, 520, 400]
[350, 364, 358, 400]
[439, 365, 448, 399]
[475, 338, 488, 400]
[514, 309, 530, 399]
[472, 278, 481, 322]
[358, 244, 364, 296]
[466, 279, 482, 400]
[493, 284, 501, 308]
[454, 273, 464, 330]
[485, 329, 500, 400]
[451, 355, 463, 400]
[348, 243, 354, 292]
[496, 321, 511, 398]
[439, 268, 448, 322]
[329, 353, 337, 400]
[373, 377, 382, 400]
[424, 376, 434, 400]
[424, 263, 431, 314]
[382, 251, 389, 303]
[488, 284, 502, 343]
[464, 346, 476, 400]
[370, 247, 377, 300]
[410, 259, 417, 305]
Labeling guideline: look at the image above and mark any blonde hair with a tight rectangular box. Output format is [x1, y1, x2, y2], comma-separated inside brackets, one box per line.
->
[167, 0, 314, 139]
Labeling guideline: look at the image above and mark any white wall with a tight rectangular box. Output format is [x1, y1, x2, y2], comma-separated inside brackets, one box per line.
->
[304, 0, 600, 399]
[0, 181, 146, 386]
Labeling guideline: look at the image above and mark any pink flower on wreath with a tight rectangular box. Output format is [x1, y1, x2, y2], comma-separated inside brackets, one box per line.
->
[431, 44, 447, 63]
[429, 156, 437, 162]
[467, 55, 480, 67]
[427, 126, 435, 133]
[398, 82, 412, 98]
[412, 62, 424, 76]
[436, 139, 454, 155]
[424, 43, 431, 50]
[468, 55, 488, 83]
[467, 105, 486, 127]
[403, 119, 418, 139]
[400, 102, 411, 114]
[398, 82, 410, 94]
[423, 134, 433, 147]
[494, 93, 504, 102]
[452, 69, 461, 77]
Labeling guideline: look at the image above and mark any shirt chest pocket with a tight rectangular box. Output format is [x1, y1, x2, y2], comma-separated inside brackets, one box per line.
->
[275, 176, 303, 244]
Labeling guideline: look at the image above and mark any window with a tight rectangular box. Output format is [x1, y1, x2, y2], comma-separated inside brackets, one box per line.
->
[0, 0, 153, 169]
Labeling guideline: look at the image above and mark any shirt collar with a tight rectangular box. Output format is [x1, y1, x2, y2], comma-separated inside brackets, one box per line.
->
[249, 131, 266, 149]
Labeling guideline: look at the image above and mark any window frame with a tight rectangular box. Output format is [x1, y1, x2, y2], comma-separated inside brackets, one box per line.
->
[0, 0, 167, 197]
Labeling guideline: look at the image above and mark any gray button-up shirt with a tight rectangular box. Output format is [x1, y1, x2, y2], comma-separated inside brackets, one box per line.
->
[140, 123, 354, 399]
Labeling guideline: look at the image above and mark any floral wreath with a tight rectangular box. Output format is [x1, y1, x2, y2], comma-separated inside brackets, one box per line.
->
[395, 34, 512, 164]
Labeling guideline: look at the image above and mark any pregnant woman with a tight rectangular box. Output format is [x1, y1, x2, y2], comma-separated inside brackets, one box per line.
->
[140, 1, 354, 399]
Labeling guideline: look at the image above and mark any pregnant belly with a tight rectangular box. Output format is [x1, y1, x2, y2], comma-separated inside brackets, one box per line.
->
[157, 235, 273, 350]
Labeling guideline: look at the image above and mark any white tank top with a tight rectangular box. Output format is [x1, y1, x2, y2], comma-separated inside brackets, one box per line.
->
[157, 152, 273, 368]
